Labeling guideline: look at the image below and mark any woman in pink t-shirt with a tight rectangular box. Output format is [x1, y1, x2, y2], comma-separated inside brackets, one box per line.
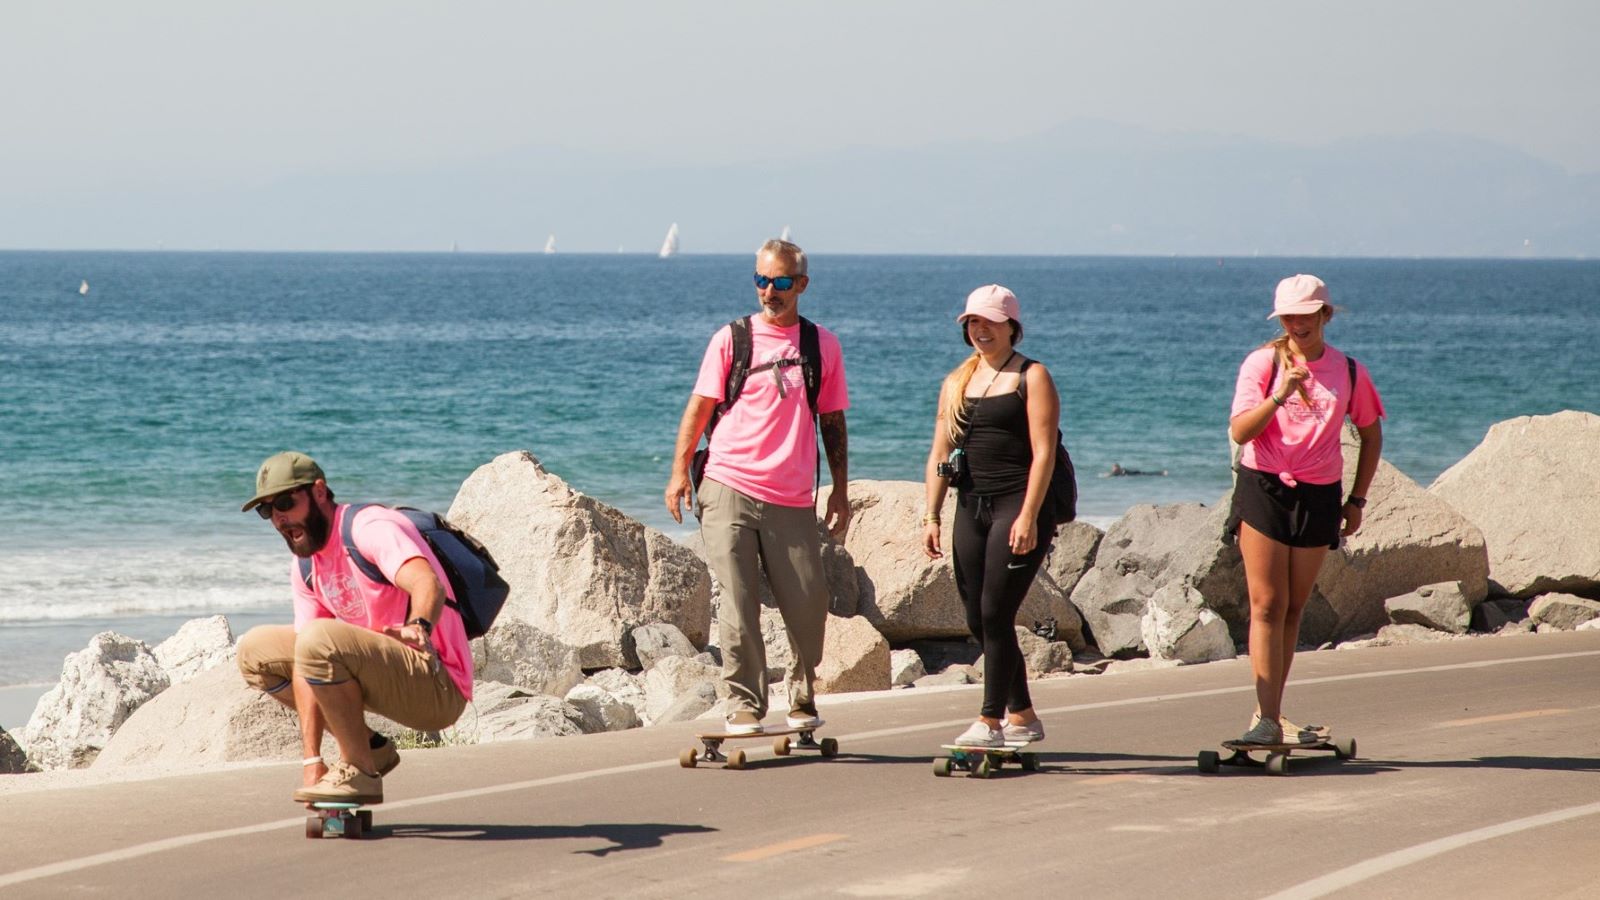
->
[1228, 274, 1385, 746]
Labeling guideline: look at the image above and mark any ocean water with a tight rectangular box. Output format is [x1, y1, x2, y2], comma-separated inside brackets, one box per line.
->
[2, 251, 1596, 688]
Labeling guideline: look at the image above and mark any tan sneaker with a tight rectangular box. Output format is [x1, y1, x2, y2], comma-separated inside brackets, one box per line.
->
[1251, 713, 1327, 744]
[725, 710, 764, 735]
[371, 737, 401, 776]
[293, 761, 383, 805]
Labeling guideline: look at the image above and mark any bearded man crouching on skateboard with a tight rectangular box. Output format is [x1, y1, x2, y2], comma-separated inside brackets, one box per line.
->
[236, 452, 472, 805]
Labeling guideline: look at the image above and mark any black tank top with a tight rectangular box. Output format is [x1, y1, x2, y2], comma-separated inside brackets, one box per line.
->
[961, 361, 1034, 496]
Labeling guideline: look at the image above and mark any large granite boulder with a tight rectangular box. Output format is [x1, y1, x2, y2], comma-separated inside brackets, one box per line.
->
[817, 614, 891, 694]
[470, 682, 586, 743]
[1430, 411, 1600, 597]
[829, 480, 1082, 645]
[631, 623, 697, 670]
[642, 655, 724, 724]
[1314, 428, 1490, 639]
[94, 664, 302, 768]
[1141, 581, 1238, 663]
[446, 451, 712, 668]
[22, 632, 171, 770]
[581, 668, 649, 726]
[153, 616, 236, 686]
[890, 649, 926, 686]
[471, 619, 584, 698]
[1070, 503, 1215, 656]
[563, 684, 642, 733]
[1526, 593, 1600, 631]
[1043, 521, 1104, 600]
[2, 728, 33, 774]
[1385, 582, 1475, 634]
[1016, 627, 1075, 677]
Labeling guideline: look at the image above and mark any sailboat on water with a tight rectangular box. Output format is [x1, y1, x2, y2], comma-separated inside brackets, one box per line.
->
[658, 223, 680, 259]
[544, 234, 556, 254]
[78, 280, 90, 296]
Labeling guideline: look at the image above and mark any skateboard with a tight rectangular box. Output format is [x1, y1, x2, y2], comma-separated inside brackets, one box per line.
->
[305, 801, 373, 839]
[1197, 733, 1356, 776]
[679, 724, 838, 769]
[933, 743, 1039, 779]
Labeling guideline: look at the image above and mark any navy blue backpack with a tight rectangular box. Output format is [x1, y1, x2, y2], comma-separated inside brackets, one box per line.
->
[298, 503, 509, 640]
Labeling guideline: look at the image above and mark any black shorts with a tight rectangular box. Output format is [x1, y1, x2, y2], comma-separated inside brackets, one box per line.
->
[1229, 467, 1343, 549]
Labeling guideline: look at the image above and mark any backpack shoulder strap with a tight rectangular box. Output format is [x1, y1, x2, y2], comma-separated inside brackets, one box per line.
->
[705, 317, 753, 439]
[1345, 353, 1358, 420]
[799, 316, 822, 413]
[339, 503, 390, 586]
[1017, 357, 1035, 400]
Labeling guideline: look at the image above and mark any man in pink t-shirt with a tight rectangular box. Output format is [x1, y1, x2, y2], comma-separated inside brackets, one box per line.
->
[236, 452, 471, 805]
[665, 239, 850, 736]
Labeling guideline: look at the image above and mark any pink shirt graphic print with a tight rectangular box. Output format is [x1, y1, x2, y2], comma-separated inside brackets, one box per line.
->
[289, 504, 474, 700]
[1231, 345, 1385, 487]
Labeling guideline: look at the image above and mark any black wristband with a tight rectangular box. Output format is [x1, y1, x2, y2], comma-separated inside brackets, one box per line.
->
[1345, 496, 1366, 509]
[407, 616, 433, 636]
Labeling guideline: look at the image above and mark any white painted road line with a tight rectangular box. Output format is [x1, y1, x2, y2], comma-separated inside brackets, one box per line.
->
[2, 648, 1595, 890]
[1263, 801, 1600, 899]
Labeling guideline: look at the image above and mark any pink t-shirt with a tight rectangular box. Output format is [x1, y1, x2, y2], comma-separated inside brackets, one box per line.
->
[1231, 345, 1385, 487]
[290, 505, 474, 700]
[692, 317, 849, 507]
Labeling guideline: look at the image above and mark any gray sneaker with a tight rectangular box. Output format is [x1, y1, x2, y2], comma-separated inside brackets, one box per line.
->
[1002, 720, 1045, 743]
[1238, 715, 1283, 745]
[953, 720, 1005, 747]
[726, 710, 764, 735]
[1252, 713, 1325, 745]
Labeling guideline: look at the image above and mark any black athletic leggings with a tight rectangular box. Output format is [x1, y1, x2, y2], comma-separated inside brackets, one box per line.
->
[952, 489, 1054, 719]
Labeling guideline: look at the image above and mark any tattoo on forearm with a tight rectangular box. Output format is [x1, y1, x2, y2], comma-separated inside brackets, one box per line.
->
[819, 412, 848, 480]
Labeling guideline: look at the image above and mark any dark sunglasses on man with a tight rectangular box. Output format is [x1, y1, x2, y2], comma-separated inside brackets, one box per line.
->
[255, 487, 307, 519]
[753, 273, 800, 291]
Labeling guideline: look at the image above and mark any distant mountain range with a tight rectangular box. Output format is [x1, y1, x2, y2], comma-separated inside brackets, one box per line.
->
[8, 120, 1597, 256]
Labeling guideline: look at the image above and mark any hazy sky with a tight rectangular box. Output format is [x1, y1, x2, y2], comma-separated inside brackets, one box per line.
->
[4, 1, 1596, 248]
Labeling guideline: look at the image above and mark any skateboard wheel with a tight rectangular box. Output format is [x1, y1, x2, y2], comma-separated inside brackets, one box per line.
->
[358, 810, 373, 831]
[933, 757, 953, 777]
[305, 817, 324, 839]
[973, 757, 994, 779]
[1197, 750, 1220, 774]
[727, 749, 747, 770]
[1020, 753, 1039, 772]
[773, 736, 791, 756]
[1334, 736, 1357, 760]
[1265, 752, 1289, 776]
[819, 737, 838, 758]
[679, 748, 698, 768]
[346, 814, 364, 839]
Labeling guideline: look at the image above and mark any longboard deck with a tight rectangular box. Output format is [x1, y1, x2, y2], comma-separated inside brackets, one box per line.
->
[1199, 734, 1357, 776]
[935, 743, 1041, 778]
[680, 724, 838, 769]
[692, 723, 825, 741]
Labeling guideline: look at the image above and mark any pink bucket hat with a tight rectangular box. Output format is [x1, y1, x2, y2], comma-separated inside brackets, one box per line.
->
[1269, 274, 1330, 319]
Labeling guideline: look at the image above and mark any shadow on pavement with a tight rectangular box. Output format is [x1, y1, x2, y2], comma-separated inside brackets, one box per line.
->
[377, 822, 718, 855]
[1367, 755, 1600, 773]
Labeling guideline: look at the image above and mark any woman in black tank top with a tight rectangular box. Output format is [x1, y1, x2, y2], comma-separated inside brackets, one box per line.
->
[922, 285, 1063, 749]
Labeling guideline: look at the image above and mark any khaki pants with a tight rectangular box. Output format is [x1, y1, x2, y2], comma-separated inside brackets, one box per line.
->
[237, 621, 466, 732]
[697, 478, 828, 719]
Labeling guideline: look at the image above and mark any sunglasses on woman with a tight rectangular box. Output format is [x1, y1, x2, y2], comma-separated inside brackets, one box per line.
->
[753, 273, 799, 291]
[255, 487, 305, 519]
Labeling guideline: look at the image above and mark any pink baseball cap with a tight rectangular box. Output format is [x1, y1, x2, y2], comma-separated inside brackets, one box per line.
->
[957, 284, 1021, 326]
[1268, 274, 1330, 319]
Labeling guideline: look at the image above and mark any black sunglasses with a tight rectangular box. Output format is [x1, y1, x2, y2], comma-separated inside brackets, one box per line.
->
[255, 487, 306, 519]
[754, 273, 800, 291]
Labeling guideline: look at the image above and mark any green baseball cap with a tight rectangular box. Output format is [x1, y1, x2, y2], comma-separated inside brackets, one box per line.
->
[242, 451, 326, 512]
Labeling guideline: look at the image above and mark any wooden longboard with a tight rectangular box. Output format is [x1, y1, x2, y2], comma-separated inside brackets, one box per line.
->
[679, 723, 838, 769]
[934, 742, 1040, 778]
[306, 801, 373, 839]
[1198, 734, 1357, 776]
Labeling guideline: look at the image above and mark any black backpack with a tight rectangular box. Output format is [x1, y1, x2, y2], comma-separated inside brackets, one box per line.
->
[690, 315, 823, 490]
[1017, 358, 1079, 524]
[297, 503, 509, 640]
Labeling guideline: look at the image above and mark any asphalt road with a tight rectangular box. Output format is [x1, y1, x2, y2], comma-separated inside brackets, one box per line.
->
[3, 631, 1597, 899]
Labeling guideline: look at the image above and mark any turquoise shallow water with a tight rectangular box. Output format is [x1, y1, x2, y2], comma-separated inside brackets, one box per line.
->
[2, 251, 1596, 685]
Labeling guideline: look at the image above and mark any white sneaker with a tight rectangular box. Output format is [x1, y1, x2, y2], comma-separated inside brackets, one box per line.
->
[725, 711, 764, 735]
[785, 707, 823, 730]
[1002, 720, 1045, 743]
[953, 720, 1005, 747]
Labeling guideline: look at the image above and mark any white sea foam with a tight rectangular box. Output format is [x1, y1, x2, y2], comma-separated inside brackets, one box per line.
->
[2, 543, 291, 622]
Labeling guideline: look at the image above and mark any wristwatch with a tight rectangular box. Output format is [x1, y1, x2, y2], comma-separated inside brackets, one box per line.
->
[1345, 496, 1367, 509]
[407, 616, 434, 636]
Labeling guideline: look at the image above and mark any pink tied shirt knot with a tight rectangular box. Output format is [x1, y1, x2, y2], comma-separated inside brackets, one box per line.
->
[1277, 471, 1299, 488]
